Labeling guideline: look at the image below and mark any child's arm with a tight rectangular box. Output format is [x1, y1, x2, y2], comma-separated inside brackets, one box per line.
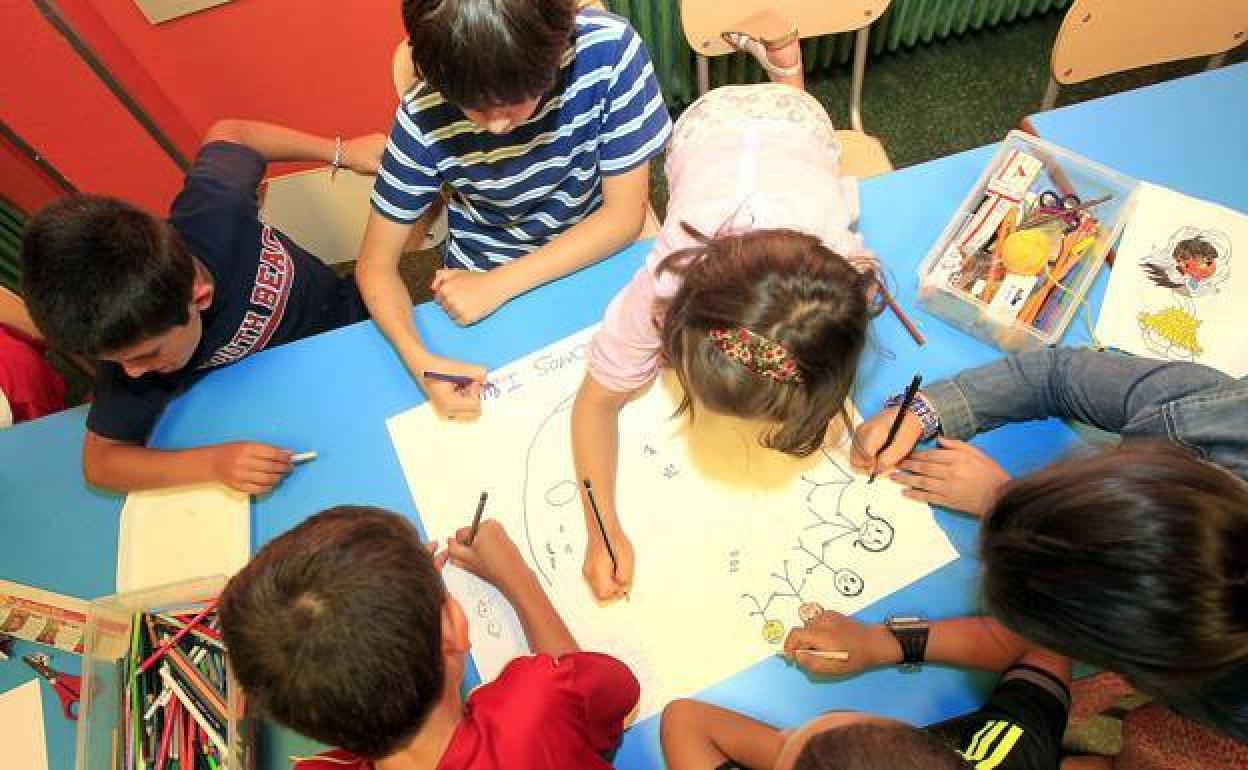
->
[447, 519, 578, 657]
[661, 699, 785, 770]
[201, 119, 385, 173]
[82, 429, 292, 495]
[430, 163, 652, 325]
[355, 211, 488, 420]
[783, 611, 1062, 677]
[571, 373, 637, 600]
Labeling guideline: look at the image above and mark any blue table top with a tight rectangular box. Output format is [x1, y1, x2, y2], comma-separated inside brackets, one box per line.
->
[1027, 61, 1248, 214]
[8, 62, 1246, 769]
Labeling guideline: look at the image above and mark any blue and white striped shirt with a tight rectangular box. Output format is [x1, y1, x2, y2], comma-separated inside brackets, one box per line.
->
[372, 10, 672, 271]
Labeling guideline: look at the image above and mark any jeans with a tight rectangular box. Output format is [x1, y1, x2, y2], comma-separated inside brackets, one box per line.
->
[921, 348, 1248, 482]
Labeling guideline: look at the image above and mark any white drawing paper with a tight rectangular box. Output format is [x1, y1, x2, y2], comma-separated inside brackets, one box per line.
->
[386, 327, 959, 720]
[0, 679, 49, 770]
[116, 483, 250, 592]
[1096, 182, 1247, 376]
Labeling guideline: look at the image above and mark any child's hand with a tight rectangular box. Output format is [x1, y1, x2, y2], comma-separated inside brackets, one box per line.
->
[849, 407, 924, 476]
[208, 441, 293, 495]
[583, 531, 634, 601]
[342, 133, 387, 174]
[446, 519, 532, 594]
[891, 437, 1010, 517]
[782, 610, 899, 677]
[431, 269, 513, 325]
[415, 352, 488, 421]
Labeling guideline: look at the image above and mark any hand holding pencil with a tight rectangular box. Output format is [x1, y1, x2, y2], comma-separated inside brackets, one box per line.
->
[447, 518, 532, 594]
[781, 610, 895, 677]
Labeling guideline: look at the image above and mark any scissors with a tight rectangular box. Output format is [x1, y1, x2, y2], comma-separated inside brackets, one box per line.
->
[1022, 191, 1112, 232]
[23, 654, 81, 721]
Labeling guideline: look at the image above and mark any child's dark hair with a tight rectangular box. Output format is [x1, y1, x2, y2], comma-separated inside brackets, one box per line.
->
[980, 441, 1248, 740]
[1174, 236, 1219, 263]
[219, 506, 447, 759]
[796, 723, 969, 770]
[401, 0, 577, 109]
[20, 195, 194, 355]
[657, 225, 873, 456]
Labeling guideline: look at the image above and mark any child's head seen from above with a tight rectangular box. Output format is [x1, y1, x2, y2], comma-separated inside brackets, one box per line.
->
[658, 226, 875, 457]
[779, 712, 967, 770]
[219, 506, 462, 759]
[20, 195, 211, 378]
[401, 0, 578, 133]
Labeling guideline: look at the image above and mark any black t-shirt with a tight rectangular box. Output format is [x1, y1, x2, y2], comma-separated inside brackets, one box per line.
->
[87, 141, 368, 442]
[926, 664, 1071, 770]
[713, 665, 1069, 770]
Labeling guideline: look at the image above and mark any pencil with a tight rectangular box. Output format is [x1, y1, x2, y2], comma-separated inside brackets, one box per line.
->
[138, 600, 218, 675]
[423, 370, 475, 388]
[291, 451, 318, 464]
[465, 492, 488, 545]
[798, 649, 851, 661]
[877, 284, 926, 346]
[581, 480, 617, 573]
[869, 374, 923, 483]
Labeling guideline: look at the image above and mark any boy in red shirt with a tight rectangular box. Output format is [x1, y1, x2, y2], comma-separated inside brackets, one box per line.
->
[219, 506, 638, 770]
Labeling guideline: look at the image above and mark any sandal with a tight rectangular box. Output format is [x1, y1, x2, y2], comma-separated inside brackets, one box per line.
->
[721, 26, 801, 78]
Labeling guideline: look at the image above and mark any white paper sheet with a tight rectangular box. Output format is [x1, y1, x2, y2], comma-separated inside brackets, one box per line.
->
[1096, 182, 1248, 377]
[387, 327, 959, 720]
[0, 680, 49, 770]
[116, 483, 250, 592]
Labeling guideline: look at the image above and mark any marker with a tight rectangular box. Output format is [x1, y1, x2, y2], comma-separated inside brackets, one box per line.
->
[465, 492, 488, 545]
[291, 451, 318, 464]
[869, 374, 923, 484]
[423, 370, 476, 388]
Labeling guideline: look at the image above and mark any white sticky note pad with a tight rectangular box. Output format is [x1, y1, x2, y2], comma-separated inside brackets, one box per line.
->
[117, 483, 250, 592]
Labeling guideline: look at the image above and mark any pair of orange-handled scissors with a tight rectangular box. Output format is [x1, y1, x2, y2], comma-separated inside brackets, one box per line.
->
[23, 654, 81, 720]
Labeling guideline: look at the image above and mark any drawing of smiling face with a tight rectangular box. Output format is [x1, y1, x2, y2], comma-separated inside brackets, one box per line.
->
[855, 510, 894, 552]
[833, 569, 864, 597]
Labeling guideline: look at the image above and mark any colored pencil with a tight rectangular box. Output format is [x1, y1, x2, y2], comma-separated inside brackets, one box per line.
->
[581, 480, 617, 573]
[465, 492, 488, 545]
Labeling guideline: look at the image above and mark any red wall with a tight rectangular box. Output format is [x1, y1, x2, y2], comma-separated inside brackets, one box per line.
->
[1, 0, 404, 214]
[0, 138, 69, 215]
[57, 0, 403, 152]
[0, 0, 184, 212]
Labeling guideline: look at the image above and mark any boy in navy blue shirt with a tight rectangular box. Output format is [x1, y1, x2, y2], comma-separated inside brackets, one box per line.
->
[21, 120, 383, 494]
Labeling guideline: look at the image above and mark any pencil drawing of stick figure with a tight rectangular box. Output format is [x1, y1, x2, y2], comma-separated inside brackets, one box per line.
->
[741, 560, 808, 644]
[795, 539, 865, 597]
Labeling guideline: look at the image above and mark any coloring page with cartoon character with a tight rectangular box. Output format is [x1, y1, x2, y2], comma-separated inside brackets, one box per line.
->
[387, 326, 958, 721]
[1096, 182, 1247, 376]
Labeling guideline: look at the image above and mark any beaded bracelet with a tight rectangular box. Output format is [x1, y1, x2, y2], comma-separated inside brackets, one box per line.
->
[884, 389, 941, 442]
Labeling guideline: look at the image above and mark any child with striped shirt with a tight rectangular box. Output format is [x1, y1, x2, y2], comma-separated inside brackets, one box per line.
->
[358, 0, 671, 419]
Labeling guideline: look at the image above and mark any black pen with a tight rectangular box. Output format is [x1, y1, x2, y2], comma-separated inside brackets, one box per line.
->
[869, 374, 923, 483]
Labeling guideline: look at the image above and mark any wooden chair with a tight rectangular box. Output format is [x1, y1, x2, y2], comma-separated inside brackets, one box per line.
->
[679, 1, 893, 179]
[1042, 0, 1248, 110]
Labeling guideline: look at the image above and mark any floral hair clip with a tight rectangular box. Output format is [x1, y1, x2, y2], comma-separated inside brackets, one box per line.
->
[708, 327, 804, 384]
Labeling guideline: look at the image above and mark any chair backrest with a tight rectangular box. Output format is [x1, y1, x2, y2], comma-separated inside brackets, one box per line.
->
[1052, 0, 1247, 85]
[258, 169, 375, 266]
[680, 0, 889, 57]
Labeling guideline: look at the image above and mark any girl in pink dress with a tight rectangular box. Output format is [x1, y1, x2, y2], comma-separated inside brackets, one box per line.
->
[572, 38, 884, 600]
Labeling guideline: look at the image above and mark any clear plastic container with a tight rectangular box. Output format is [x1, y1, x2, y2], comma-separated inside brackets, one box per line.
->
[917, 130, 1138, 351]
[75, 576, 252, 770]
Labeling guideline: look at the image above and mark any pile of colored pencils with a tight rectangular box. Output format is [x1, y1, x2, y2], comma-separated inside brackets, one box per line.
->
[120, 599, 229, 770]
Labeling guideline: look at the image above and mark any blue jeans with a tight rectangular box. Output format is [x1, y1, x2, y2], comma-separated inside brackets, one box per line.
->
[922, 348, 1248, 482]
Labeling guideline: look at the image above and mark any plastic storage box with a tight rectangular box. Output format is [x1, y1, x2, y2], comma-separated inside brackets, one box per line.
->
[75, 576, 252, 770]
[917, 130, 1137, 351]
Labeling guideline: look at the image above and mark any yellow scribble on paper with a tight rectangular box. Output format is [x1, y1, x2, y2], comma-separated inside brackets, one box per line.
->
[1138, 307, 1203, 357]
[762, 619, 785, 644]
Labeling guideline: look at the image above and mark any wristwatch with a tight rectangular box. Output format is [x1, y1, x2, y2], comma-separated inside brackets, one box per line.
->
[886, 614, 930, 671]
